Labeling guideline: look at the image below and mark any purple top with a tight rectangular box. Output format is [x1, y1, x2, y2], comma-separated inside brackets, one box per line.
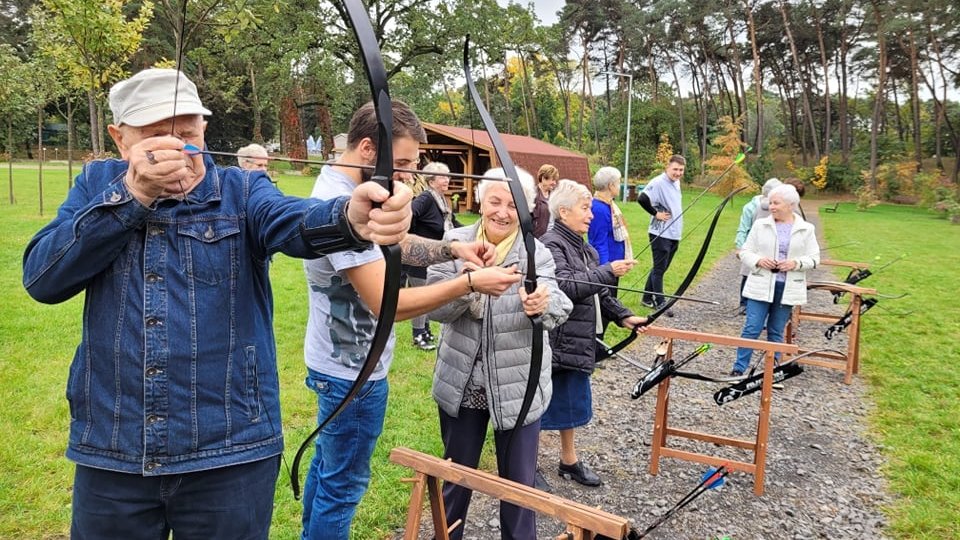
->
[775, 221, 793, 283]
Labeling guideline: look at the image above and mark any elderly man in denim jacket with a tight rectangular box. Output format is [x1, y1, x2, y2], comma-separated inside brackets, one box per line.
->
[21, 68, 412, 539]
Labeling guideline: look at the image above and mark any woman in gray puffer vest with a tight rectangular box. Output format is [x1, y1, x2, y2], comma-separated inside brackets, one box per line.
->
[539, 180, 646, 488]
[427, 168, 572, 540]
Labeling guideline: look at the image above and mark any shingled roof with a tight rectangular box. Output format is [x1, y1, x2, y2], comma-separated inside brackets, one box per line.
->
[423, 122, 592, 188]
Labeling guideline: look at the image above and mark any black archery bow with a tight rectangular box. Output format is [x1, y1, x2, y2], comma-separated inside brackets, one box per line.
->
[463, 36, 543, 467]
[290, 0, 402, 500]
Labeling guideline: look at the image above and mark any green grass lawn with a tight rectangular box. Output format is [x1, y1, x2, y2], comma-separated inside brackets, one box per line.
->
[821, 203, 960, 539]
[9, 163, 956, 538]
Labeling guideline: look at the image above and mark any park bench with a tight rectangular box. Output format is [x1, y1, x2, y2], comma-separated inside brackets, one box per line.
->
[822, 202, 840, 213]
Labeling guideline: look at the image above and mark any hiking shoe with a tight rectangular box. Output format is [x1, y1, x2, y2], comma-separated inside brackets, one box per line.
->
[558, 461, 601, 487]
[413, 335, 436, 351]
[534, 469, 553, 493]
[641, 299, 656, 308]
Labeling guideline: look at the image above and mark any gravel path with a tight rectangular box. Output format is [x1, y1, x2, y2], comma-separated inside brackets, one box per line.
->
[396, 210, 892, 540]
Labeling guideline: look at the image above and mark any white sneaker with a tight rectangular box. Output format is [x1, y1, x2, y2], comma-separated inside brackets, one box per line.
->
[413, 335, 436, 351]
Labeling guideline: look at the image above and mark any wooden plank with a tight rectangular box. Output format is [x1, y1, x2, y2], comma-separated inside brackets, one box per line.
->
[644, 326, 798, 354]
[402, 473, 428, 540]
[753, 351, 775, 496]
[796, 349, 847, 361]
[419, 143, 472, 150]
[797, 312, 845, 323]
[797, 357, 847, 370]
[427, 475, 450, 540]
[658, 447, 756, 474]
[664, 427, 756, 450]
[820, 259, 870, 269]
[806, 280, 877, 295]
[390, 448, 629, 539]
[650, 363, 672, 476]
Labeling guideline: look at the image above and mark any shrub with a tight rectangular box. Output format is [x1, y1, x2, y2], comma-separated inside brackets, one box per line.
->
[932, 198, 960, 224]
[855, 180, 879, 211]
[825, 161, 861, 192]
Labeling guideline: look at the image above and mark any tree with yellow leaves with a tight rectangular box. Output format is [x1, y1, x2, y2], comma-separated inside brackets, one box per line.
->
[703, 116, 752, 193]
[655, 133, 674, 169]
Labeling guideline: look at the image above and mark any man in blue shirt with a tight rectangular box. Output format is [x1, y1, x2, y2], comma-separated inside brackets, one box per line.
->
[637, 155, 685, 309]
[22, 68, 413, 539]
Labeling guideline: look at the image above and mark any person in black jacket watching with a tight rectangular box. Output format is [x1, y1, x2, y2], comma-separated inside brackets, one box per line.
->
[540, 180, 646, 489]
[404, 161, 462, 349]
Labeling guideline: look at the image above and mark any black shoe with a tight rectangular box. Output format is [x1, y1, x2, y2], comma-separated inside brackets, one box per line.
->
[558, 461, 602, 487]
[737, 306, 747, 316]
[729, 369, 744, 377]
[534, 469, 553, 493]
[641, 299, 656, 308]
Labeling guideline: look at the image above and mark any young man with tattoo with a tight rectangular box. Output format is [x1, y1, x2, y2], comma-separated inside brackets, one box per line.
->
[300, 100, 522, 540]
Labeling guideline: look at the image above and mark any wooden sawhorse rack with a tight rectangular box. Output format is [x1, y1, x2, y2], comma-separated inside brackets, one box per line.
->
[786, 279, 877, 384]
[389, 447, 631, 540]
[644, 326, 798, 496]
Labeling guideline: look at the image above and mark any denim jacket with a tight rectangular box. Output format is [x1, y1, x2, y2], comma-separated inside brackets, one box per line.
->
[23, 157, 360, 475]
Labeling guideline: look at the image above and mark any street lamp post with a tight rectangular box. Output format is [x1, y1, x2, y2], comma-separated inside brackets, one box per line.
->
[601, 70, 633, 202]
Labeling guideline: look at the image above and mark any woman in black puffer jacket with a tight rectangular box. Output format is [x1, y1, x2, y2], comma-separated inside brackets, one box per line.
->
[539, 179, 646, 488]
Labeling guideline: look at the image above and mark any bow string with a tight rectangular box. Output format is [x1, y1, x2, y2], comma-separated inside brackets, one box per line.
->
[290, 0, 401, 500]
[462, 36, 543, 462]
[597, 186, 748, 361]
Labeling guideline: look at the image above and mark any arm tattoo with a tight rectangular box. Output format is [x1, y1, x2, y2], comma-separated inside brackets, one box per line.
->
[401, 235, 454, 267]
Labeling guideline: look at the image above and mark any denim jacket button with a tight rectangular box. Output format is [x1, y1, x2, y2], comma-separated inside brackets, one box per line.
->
[148, 226, 163, 236]
[145, 367, 160, 377]
[109, 191, 121, 203]
[204, 225, 215, 240]
[146, 273, 159, 283]
[146, 415, 163, 424]
[144, 462, 160, 472]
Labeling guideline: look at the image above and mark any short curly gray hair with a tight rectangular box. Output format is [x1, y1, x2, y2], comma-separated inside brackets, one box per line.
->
[422, 161, 450, 176]
[593, 166, 622, 191]
[768, 184, 800, 209]
[237, 143, 268, 167]
[477, 167, 536, 212]
[549, 179, 592, 219]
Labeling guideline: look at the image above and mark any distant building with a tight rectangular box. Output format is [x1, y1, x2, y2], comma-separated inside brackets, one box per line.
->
[421, 123, 591, 212]
[329, 123, 592, 212]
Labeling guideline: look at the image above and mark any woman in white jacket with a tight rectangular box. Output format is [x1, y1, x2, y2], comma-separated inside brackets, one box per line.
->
[732, 184, 820, 375]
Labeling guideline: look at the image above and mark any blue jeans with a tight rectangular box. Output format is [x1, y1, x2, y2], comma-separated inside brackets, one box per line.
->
[71, 456, 279, 539]
[301, 369, 388, 540]
[733, 281, 793, 373]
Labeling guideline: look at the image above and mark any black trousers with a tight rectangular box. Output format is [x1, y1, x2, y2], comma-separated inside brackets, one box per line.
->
[438, 406, 540, 540]
[643, 234, 680, 306]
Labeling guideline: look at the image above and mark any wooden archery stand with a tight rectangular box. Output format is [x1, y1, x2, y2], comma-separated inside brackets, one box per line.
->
[389, 447, 631, 540]
[643, 326, 798, 496]
[786, 280, 877, 384]
[819, 258, 871, 270]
